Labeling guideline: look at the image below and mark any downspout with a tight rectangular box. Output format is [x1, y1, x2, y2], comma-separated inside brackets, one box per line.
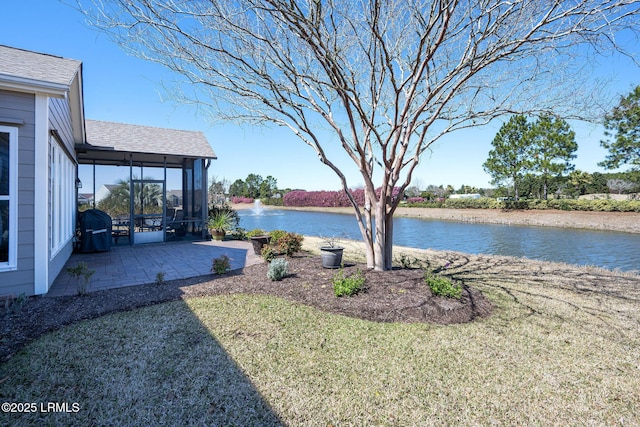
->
[92, 160, 96, 208]
[129, 154, 133, 245]
[204, 158, 211, 239]
[163, 156, 167, 242]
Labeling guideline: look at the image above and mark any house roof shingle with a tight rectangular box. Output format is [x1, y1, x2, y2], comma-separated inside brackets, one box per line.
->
[0, 45, 216, 164]
[84, 119, 217, 161]
[0, 45, 81, 88]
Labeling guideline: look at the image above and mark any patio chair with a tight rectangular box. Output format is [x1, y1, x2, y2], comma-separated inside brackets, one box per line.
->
[167, 208, 186, 237]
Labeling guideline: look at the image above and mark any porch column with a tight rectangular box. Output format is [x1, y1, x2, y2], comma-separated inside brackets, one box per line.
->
[33, 94, 49, 294]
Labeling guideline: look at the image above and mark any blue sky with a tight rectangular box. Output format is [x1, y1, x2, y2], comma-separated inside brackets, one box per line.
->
[2, 1, 638, 192]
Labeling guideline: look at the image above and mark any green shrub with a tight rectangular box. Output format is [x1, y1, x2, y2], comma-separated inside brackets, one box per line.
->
[424, 271, 462, 299]
[208, 205, 240, 229]
[261, 245, 276, 262]
[3, 293, 27, 314]
[395, 254, 422, 269]
[262, 197, 284, 206]
[444, 197, 499, 209]
[332, 268, 365, 297]
[212, 255, 230, 275]
[268, 229, 288, 242]
[275, 232, 304, 256]
[228, 227, 247, 240]
[524, 199, 549, 210]
[405, 200, 445, 208]
[246, 228, 267, 238]
[267, 258, 289, 281]
[65, 262, 95, 295]
[501, 200, 532, 210]
[155, 271, 165, 285]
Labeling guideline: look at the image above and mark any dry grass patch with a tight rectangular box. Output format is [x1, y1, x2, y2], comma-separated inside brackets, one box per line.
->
[1, 240, 639, 425]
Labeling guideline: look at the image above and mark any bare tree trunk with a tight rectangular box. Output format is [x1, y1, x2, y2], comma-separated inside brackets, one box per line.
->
[366, 195, 394, 271]
[361, 192, 375, 269]
[383, 211, 394, 270]
[373, 200, 386, 271]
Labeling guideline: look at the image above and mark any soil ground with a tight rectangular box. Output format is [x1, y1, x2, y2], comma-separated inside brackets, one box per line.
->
[0, 253, 493, 361]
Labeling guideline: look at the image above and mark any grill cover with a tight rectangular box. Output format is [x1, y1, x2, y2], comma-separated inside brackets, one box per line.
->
[79, 209, 112, 253]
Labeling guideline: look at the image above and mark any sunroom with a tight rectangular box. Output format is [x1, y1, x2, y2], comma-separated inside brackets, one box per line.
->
[76, 119, 217, 246]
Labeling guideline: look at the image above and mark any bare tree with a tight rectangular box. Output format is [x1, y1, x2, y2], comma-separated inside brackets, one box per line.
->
[76, 0, 639, 270]
[607, 178, 636, 194]
[208, 175, 229, 207]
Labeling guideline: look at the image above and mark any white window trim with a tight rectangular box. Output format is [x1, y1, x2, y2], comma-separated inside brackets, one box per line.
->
[49, 134, 75, 259]
[0, 125, 18, 272]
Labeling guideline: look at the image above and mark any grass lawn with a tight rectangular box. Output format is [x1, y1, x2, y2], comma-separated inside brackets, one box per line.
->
[1, 243, 639, 425]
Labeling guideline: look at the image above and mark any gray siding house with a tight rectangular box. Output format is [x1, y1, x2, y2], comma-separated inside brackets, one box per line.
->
[0, 45, 216, 298]
[0, 45, 84, 297]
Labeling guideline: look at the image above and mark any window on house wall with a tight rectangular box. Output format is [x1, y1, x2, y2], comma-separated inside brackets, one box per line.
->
[49, 134, 75, 258]
[0, 126, 18, 270]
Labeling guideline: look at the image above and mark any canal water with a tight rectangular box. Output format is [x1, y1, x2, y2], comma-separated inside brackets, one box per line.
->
[238, 208, 640, 272]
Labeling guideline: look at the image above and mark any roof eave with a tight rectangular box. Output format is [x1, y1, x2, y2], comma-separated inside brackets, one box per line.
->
[0, 73, 69, 97]
[69, 66, 86, 144]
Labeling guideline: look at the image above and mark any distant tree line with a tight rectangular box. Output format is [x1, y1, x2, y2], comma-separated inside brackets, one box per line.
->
[228, 174, 279, 200]
[217, 86, 640, 205]
[482, 114, 578, 200]
[480, 86, 640, 200]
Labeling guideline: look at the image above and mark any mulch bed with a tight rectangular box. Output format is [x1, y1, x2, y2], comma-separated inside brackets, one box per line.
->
[0, 253, 493, 362]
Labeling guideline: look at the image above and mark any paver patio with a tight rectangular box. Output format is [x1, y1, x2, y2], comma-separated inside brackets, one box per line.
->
[48, 240, 262, 297]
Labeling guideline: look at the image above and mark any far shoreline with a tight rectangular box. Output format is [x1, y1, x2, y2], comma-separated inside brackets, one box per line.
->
[231, 202, 640, 234]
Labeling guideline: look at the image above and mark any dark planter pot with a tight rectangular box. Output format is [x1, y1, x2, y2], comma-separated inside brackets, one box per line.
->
[320, 246, 344, 269]
[250, 235, 272, 255]
[210, 229, 226, 241]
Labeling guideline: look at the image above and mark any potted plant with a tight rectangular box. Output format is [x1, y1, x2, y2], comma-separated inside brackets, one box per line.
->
[320, 237, 344, 269]
[246, 228, 271, 255]
[208, 211, 235, 240]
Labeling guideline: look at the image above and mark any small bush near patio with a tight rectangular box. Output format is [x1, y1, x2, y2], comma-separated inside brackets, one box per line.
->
[261, 245, 276, 262]
[274, 232, 303, 256]
[212, 255, 230, 275]
[228, 227, 247, 240]
[155, 271, 165, 285]
[267, 258, 289, 281]
[424, 271, 462, 299]
[65, 262, 95, 295]
[268, 229, 288, 242]
[2, 293, 27, 315]
[258, 231, 304, 260]
[332, 268, 365, 297]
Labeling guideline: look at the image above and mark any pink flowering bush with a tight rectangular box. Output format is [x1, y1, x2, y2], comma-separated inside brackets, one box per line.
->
[283, 187, 401, 207]
[231, 197, 254, 204]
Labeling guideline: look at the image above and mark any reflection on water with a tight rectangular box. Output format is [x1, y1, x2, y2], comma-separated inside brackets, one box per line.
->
[239, 209, 640, 272]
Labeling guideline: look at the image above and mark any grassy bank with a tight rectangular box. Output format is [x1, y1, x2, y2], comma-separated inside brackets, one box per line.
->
[1, 242, 639, 425]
